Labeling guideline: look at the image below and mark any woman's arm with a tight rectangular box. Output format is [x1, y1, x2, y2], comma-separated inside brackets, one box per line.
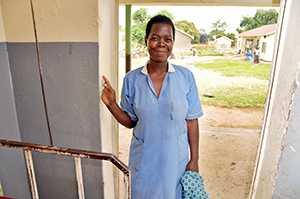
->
[101, 75, 136, 129]
[185, 118, 199, 173]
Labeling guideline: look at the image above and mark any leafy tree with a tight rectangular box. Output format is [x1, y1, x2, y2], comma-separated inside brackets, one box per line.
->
[132, 8, 149, 24]
[154, 9, 174, 20]
[236, 8, 278, 33]
[199, 28, 206, 34]
[208, 19, 228, 40]
[131, 8, 174, 47]
[174, 20, 200, 44]
[224, 33, 236, 43]
[207, 19, 236, 42]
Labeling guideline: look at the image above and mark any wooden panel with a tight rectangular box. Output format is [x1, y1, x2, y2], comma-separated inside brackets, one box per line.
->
[119, 0, 280, 6]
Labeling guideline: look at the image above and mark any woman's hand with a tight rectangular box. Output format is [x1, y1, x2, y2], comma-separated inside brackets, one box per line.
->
[186, 118, 200, 173]
[101, 75, 136, 129]
[186, 159, 199, 173]
[101, 75, 116, 107]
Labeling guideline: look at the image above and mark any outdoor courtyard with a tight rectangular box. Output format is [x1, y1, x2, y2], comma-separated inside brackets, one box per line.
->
[118, 55, 266, 199]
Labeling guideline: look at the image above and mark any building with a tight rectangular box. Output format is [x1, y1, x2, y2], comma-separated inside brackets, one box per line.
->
[3, 0, 300, 199]
[173, 28, 194, 52]
[214, 36, 233, 52]
[236, 24, 277, 62]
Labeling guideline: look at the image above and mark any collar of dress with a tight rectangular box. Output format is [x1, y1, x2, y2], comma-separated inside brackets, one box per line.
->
[141, 61, 176, 75]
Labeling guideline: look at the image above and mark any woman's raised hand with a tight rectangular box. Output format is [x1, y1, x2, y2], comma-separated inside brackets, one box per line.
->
[101, 75, 116, 107]
[101, 75, 135, 128]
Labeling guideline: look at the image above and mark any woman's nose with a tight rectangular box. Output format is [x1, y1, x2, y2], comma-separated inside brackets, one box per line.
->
[158, 39, 165, 47]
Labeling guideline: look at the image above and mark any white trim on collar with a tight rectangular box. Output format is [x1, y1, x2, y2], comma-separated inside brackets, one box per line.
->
[141, 61, 175, 74]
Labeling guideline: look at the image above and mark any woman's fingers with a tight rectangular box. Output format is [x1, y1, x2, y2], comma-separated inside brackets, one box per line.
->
[101, 75, 116, 106]
[102, 75, 112, 88]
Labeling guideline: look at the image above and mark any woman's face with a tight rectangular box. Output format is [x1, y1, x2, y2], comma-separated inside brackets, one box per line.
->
[145, 23, 173, 63]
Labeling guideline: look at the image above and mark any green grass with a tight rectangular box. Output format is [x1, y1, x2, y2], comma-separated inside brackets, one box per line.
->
[199, 83, 268, 108]
[195, 59, 271, 80]
[131, 57, 271, 109]
[192, 44, 224, 56]
[195, 59, 271, 108]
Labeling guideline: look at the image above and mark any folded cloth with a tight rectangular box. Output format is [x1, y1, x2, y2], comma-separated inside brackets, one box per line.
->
[180, 171, 209, 199]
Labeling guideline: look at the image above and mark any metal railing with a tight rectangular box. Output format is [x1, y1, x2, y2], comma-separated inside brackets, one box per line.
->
[0, 139, 130, 199]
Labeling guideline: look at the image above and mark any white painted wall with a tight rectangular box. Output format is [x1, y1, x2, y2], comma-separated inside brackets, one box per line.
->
[260, 33, 276, 62]
[99, 0, 119, 198]
[250, 0, 300, 198]
[271, 0, 300, 197]
[215, 37, 232, 51]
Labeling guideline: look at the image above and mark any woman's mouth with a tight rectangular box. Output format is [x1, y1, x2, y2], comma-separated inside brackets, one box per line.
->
[154, 50, 167, 55]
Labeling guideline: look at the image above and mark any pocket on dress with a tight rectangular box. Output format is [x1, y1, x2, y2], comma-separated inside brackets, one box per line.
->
[129, 135, 144, 171]
[178, 132, 189, 163]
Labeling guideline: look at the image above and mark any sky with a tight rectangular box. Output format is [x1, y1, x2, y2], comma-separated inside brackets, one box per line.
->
[119, 6, 279, 34]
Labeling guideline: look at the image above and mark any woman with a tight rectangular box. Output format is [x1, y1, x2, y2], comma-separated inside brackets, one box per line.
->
[101, 15, 203, 199]
[247, 50, 253, 62]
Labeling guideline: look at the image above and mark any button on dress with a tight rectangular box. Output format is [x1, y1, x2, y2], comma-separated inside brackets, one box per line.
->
[120, 62, 203, 199]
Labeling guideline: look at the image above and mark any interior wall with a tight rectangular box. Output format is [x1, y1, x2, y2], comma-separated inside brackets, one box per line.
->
[0, 0, 115, 198]
[0, 2, 32, 198]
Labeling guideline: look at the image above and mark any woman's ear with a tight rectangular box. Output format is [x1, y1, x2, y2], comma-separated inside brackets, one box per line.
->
[144, 37, 148, 47]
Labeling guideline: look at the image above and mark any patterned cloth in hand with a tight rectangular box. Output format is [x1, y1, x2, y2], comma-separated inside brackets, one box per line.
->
[181, 171, 209, 199]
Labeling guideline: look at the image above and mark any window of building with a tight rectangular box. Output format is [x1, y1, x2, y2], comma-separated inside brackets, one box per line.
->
[262, 42, 267, 53]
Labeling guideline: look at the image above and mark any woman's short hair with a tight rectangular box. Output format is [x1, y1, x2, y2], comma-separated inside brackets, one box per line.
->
[145, 15, 175, 40]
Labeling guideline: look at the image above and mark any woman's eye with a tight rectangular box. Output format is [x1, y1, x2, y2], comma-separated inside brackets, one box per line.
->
[151, 37, 158, 41]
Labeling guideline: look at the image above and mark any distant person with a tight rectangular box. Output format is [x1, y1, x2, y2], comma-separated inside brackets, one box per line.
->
[254, 47, 260, 63]
[170, 52, 176, 59]
[245, 43, 250, 53]
[192, 47, 196, 56]
[247, 50, 253, 62]
[237, 49, 241, 55]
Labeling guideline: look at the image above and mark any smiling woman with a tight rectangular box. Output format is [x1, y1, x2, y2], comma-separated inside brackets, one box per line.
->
[102, 14, 204, 198]
[146, 23, 173, 65]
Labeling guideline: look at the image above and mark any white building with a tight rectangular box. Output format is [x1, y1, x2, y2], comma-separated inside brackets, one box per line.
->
[214, 36, 233, 52]
[236, 24, 277, 62]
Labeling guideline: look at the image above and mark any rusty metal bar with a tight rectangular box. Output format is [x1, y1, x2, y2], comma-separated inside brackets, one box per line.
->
[0, 139, 130, 174]
[0, 139, 130, 198]
[74, 157, 85, 199]
[24, 150, 39, 199]
[124, 173, 131, 199]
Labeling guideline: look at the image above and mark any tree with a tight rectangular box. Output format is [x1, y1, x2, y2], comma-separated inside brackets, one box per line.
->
[131, 8, 174, 47]
[131, 8, 149, 47]
[236, 8, 278, 33]
[208, 19, 228, 40]
[224, 33, 236, 43]
[199, 28, 206, 35]
[132, 8, 149, 25]
[174, 20, 200, 44]
[154, 9, 174, 20]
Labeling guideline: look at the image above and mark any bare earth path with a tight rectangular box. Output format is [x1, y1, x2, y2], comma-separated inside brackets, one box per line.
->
[118, 56, 264, 199]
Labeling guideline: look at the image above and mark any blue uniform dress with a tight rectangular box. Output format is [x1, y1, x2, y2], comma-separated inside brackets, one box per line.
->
[120, 62, 203, 199]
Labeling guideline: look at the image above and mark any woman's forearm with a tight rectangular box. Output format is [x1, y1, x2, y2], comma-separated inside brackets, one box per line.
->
[106, 102, 136, 129]
[186, 119, 199, 161]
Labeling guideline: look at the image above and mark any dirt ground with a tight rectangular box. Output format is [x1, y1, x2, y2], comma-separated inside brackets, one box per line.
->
[118, 55, 265, 199]
[200, 104, 264, 129]
[118, 105, 263, 199]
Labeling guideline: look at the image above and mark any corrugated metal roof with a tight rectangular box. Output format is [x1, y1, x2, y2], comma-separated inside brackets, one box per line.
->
[237, 24, 277, 37]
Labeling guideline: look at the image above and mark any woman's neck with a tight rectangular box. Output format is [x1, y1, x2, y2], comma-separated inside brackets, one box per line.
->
[147, 60, 168, 74]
